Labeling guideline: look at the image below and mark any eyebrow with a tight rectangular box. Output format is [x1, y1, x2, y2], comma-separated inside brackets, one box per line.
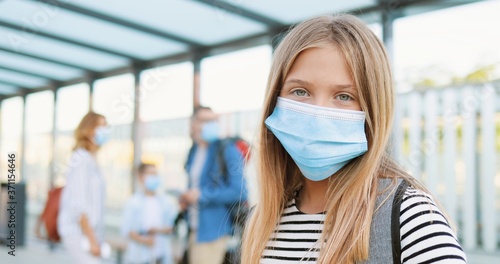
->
[284, 78, 311, 86]
[284, 78, 355, 90]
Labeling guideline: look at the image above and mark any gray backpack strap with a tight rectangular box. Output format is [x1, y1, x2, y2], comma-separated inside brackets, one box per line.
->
[366, 179, 399, 264]
[391, 180, 410, 264]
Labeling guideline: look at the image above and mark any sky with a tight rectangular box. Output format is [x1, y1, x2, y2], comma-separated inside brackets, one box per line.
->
[1, 0, 499, 136]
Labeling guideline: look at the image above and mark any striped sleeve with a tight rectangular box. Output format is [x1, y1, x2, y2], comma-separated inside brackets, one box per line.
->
[399, 187, 467, 263]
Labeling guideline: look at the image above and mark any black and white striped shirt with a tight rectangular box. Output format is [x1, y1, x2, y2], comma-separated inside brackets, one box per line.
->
[261, 187, 467, 263]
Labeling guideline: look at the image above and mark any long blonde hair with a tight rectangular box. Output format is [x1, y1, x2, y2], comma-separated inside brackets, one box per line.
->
[73, 112, 106, 153]
[241, 14, 435, 264]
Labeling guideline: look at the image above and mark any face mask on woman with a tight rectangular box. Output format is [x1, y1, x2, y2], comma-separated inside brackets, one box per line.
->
[265, 97, 368, 181]
[94, 126, 110, 146]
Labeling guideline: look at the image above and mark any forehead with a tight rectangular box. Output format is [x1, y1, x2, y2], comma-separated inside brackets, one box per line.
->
[194, 108, 217, 121]
[141, 165, 156, 174]
[286, 46, 352, 84]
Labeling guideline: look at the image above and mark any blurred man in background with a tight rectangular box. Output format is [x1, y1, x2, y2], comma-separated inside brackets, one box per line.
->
[181, 106, 247, 264]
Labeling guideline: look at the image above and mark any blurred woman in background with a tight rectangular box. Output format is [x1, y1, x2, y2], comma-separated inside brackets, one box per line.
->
[57, 112, 110, 264]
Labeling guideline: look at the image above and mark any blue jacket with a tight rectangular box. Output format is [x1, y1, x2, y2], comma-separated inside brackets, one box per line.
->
[185, 140, 248, 243]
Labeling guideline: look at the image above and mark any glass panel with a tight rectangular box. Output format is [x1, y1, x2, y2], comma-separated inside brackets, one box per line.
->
[0, 50, 83, 80]
[220, 0, 376, 24]
[93, 74, 134, 209]
[25, 91, 53, 134]
[93, 74, 134, 125]
[0, 0, 187, 60]
[0, 26, 127, 72]
[141, 118, 191, 192]
[96, 123, 132, 209]
[0, 68, 48, 88]
[56, 83, 90, 131]
[62, 0, 266, 45]
[140, 61, 193, 122]
[53, 83, 90, 195]
[0, 96, 23, 183]
[24, 91, 53, 217]
[200, 45, 271, 113]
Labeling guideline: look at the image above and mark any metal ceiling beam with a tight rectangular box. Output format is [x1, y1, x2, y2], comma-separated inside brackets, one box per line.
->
[393, 0, 463, 9]
[0, 46, 95, 72]
[0, 20, 142, 61]
[349, 0, 472, 16]
[0, 65, 59, 82]
[0, 93, 27, 100]
[397, 0, 479, 16]
[29, 84, 58, 94]
[208, 31, 272, 56]
[0, 80, 28, 88]
[34, 0, 206, 49]
[193, 0, 285, 29]
[348, 4, 385, 16]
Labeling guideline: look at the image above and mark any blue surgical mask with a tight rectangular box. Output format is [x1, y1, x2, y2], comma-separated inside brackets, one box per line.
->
[265, 97, 368, 181]
[144, 175, 161, 191]
[201, 121, 220, 143]
[94, 126, 110, 146]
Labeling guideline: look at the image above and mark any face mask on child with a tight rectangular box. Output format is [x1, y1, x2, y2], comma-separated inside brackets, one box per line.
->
[144, 175, 161, 191]
[265, 97, 368, 181]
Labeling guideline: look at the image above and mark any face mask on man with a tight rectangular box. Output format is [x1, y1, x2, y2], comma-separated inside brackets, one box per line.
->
[265, 97, 368, 181]
[201, 121, 220, 143]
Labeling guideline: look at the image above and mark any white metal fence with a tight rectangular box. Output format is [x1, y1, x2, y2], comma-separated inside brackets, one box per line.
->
[393, 83, 500, 253]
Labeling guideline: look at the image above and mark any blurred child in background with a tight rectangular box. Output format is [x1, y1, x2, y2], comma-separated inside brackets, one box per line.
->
[122, 163, 178, 264]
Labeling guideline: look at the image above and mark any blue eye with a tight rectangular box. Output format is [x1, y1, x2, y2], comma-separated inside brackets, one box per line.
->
[292, 89, 309, 97]
[336, 94, 352, 101]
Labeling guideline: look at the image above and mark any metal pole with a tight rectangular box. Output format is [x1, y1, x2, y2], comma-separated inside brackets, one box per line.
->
[271, 29, 285, 52]
[20, 92, 28, 183]
[381, 1, 402, 160]
[0, 97, 2, 174]
[49, 87, 58, 189]
[89, 78, 95, 111]
[193, 56, 202, 110]
[131, 65, 144, 192]
[381, 4, 397, 68]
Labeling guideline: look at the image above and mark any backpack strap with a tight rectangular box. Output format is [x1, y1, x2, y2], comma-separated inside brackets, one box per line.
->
[391, 179, 410, 264]
[216, 138, 234, 183]
[184, 144, 196, 172]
